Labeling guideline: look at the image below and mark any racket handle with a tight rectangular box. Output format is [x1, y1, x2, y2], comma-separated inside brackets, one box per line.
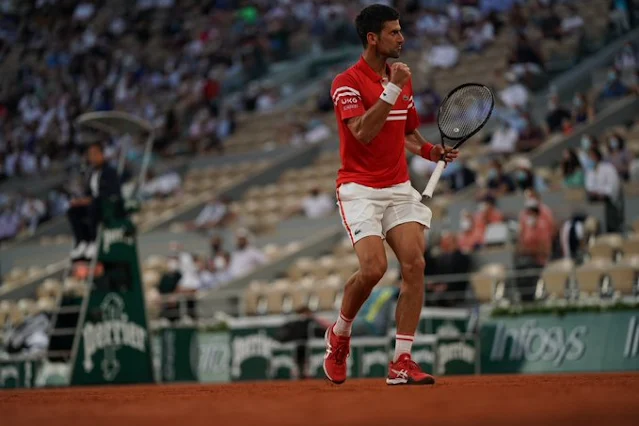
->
[422, 160, 446, 198]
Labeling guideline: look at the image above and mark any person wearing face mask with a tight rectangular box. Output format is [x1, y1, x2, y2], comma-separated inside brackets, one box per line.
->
[544, 94, 571, 136]
[605, 134, 631, 180]
[473, 194, 505, 245]
[515, 203, 553, 301]
[585, 147, 624, 232]
[486, 159, 515, 196]
[512, 157, 547, 193]
[577, 134, 600, 169]
[519, 190, 557, 237]
[228, 229, 268, 279]
[290, 186, 335, 219]
[488, 119, 519, 154]
[597, 67, 630, 101]
[456, 210, 481, 253]
[570, 92, 594, 125]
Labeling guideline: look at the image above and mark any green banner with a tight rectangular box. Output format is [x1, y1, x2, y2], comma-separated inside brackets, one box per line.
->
[228, 317, 297, 381]
[436, 337, 478, 375]
[0, 359, 40, 389]
[420, 308, 475, 337]
[161, 327, 198, 382]
[480, 311, 639, 374]
[70, 217, 154, 385]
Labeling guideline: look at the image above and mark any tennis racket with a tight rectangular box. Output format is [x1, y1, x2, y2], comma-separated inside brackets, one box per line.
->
[422, 83, 494, 198]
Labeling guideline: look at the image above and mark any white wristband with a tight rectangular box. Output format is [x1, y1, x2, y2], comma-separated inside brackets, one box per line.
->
[380, 82, 402, 105]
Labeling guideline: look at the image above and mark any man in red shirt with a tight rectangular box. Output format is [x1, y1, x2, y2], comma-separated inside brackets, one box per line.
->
[324, 4, 457, 386]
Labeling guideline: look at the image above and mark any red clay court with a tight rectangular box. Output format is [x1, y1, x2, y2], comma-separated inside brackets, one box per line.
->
[3, 373, 638, 426]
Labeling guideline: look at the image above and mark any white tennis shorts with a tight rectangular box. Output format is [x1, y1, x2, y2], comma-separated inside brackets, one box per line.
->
[336, 181, 432, 245]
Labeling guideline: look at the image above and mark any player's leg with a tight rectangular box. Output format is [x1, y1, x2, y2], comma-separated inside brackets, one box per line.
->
[334, 236, 387, 335]
[382, 182, 434, 385]
[324, 183, 388, 384]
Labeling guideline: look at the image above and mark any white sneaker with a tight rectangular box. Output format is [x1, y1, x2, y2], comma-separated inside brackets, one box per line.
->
[70, 242, 87, 259]
[84, 242, 97, 259]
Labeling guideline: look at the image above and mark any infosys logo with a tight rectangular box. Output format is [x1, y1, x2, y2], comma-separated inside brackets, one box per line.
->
[489, 320, 587, 366]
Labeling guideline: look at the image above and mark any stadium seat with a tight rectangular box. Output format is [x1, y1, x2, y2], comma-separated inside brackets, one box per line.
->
[483, 223, 510, 247]
[540, 258, 575, 299]
[605, 259, 638, 296]
[575, 258, 612, 297]
[588, 234, 624, 261]
[244, 281, 268, 316]
[469, 263, 506, 304]
[622, 235, 639, 258]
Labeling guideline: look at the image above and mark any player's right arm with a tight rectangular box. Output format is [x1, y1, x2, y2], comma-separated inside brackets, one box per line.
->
[331, 63, 411, 144]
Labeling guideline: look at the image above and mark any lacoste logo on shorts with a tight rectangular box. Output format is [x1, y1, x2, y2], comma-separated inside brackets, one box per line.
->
[354, 230, 362, 235]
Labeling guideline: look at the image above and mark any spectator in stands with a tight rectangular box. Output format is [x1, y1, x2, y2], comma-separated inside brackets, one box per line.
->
[538, 3, 562, 40]
[140, 169, 182, 199]
[597, 67, 631, 101]
[571, 92, 595, 126]
[444, 158, 476, 192]
[560, 148, 585, 188]
[488, 119, 519, 155]
[559, 213, 591, 261]
[605, 133, 632, 181]
[498, 72, 530, 110]
[577, 134, 600, 169]
[414, 83, 441, 124]
[473, 194, 505, 245]
[609, 0, 631, 35]
[508, 33, 545, 78]
[559, 4, 584, 37]
[520, 190, 556, 238]
[615, 42, 638, 73]
[228, 229, 268, 279]
[486, 159, 516, 197]
[187, 196, 235, 232]
[585, 147, 624, 232]
[67, 142, 122, 260]
[544, 94, 572, 135]
[426, 36, 460, 70]
[425, 231, 471, 307]
[463, 17, 495, 52]
[0, 205, 22, 242]
[457, 210, 481, 253]
[19, 194, 47, 235]
[516, 113, 545, 152]
[512, 157, 548, 193]
[288, 187, 335, 219]
[515, 200, 553, 301]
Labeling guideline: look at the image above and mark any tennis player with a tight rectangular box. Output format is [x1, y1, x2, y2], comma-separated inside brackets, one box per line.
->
[324, 4, 458, 385]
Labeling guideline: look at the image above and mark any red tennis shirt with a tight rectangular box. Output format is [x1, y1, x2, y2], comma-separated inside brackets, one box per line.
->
[331, 56, 420, 189]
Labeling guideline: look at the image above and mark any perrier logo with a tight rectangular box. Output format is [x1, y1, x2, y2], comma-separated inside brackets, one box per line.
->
[82, 293, 147, 381]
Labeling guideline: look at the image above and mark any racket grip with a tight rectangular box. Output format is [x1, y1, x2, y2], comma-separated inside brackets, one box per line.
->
[422, 161, 446, 198]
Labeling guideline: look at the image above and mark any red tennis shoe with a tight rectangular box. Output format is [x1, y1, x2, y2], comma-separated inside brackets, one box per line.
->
[323, 325, 350, 384]
[386, 353, 436, 385]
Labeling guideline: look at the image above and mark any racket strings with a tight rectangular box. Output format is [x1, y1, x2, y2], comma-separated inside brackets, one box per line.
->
[438, 85, 493, 140]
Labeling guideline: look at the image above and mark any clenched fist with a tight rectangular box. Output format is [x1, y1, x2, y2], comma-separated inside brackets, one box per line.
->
[390, 62, 411, 88]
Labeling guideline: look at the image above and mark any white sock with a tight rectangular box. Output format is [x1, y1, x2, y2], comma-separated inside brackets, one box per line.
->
[394, 334, 414, 362]
[332, 311, 353, 337]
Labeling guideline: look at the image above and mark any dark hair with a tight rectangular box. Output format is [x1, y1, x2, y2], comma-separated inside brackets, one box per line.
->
[589, 146, 603, 162]
[355, 4, 400, 48]
[562, 148, 582, 176]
